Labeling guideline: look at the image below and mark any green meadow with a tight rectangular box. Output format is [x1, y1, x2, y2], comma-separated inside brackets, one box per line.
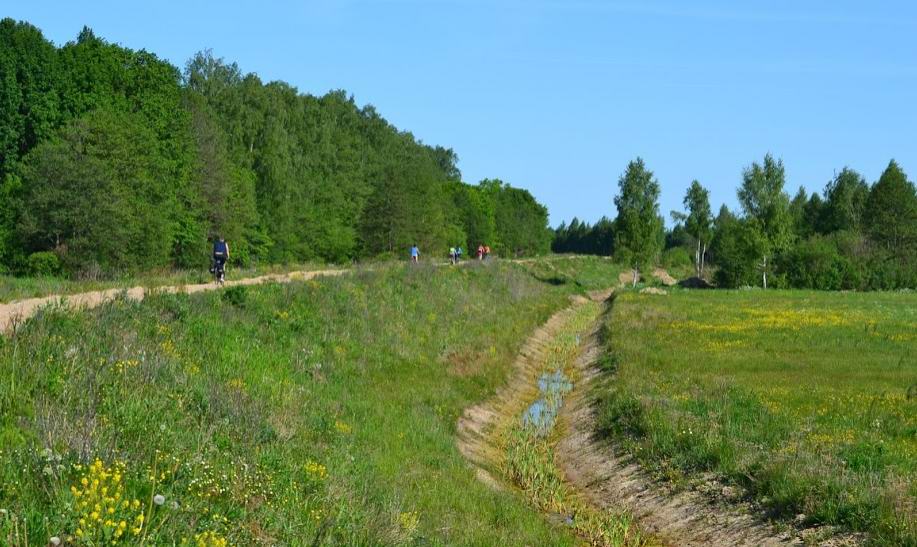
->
[595, 289, 917, 545]
[0, 258, 621, 545]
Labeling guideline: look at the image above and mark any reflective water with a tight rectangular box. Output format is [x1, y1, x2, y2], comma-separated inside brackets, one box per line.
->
[522, 369, 573, 436]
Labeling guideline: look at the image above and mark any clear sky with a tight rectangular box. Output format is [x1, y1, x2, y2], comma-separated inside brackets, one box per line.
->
[8, 0, 917, 226]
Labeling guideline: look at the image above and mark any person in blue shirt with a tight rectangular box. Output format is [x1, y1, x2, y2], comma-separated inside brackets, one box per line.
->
[212, 236, 230, 282]
[410, 244, 420, 263]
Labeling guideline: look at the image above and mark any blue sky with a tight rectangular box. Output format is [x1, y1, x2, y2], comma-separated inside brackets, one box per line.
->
[8, 0, 917, 226]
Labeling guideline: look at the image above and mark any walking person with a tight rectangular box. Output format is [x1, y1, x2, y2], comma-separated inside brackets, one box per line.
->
[449, 246, 457, 265]
[483, 244, 491, 260]
[410, 244, 420, 263]
[477, 244, 484, 260]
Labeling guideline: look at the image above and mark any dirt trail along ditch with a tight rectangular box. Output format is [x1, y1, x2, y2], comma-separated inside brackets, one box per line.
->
[0, 254, 596, 334]
[0, 268, 349, 333]
[458, 290, 818, 547]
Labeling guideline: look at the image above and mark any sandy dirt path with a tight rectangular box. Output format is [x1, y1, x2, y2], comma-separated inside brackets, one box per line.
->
[0, 254, 594, 334]
[0, 268, 349, 333]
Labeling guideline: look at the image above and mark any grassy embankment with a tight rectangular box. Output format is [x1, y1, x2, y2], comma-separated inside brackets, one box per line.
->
[595, 289, 917, 545]
[0, 257, 621, 545]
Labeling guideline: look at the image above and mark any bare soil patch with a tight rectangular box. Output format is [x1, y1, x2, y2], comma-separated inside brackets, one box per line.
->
[651, 268, 677, 286]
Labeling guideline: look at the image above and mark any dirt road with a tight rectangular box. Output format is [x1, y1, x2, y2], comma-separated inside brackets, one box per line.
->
[0, 268, 348, 333]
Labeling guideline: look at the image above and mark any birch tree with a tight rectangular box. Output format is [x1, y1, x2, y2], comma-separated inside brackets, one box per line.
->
[737, 154, 792, 288]
[613, 158, 664, 286]
[682, 180, 712, 277]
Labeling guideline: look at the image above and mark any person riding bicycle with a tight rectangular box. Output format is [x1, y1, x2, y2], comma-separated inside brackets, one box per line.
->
[212, 236, 230, 282]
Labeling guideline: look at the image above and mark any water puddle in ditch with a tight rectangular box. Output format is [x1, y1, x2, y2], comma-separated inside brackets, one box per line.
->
[521, 369, 573, 436]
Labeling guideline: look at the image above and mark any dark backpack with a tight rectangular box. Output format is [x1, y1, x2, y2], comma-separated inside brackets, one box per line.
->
[213, 240, 228, 256]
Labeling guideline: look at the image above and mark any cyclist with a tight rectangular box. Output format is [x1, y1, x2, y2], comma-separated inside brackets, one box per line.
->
[212, 236, 230, 283]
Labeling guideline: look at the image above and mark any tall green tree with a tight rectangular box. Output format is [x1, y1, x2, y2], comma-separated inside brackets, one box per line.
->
[448, 182, 495, 251]
[710, 205, 765, 288]
[864, 160, 917, 258]
[360, 139, 454, 256]
[184, 91, 262, 263]
[613, 158, 664, 286]
[17, 109, 181, 272]
[681, 180, 712, 277]
[481, 179, 551, 257]
[823, 168, 869, 233]
[737, 154, 792, 288]
[0, 19, 61, 178]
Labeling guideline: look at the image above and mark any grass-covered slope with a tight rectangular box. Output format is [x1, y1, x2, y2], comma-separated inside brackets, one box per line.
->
[595, 289, 917, 545]
[0, 258, 621, 545]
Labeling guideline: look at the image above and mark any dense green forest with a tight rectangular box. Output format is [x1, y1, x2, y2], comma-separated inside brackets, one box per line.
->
[554, 156, 917, 290]
[0, 20, 551, 276]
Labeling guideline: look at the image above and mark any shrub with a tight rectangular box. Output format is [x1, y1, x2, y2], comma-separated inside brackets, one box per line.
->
[221, 285, 248, 308]
[779, 235, 851, 290]
[26, 251, 62, 277]
[661, 246, 692, 268]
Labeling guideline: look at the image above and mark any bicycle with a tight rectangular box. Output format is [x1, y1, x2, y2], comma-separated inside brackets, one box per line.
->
[211, 258, 226, 285]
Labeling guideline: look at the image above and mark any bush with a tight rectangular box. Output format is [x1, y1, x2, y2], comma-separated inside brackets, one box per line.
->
[779, 235, 851, 290]
[26, 251, 62, 277]
[711, 220, 763, 288]
[660, 246, 692, 270]
[221, 285, 248, 308]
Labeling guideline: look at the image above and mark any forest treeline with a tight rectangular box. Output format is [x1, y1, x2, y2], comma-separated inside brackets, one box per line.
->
[0, 20, 551, 276]
[554, 156, 917, 290]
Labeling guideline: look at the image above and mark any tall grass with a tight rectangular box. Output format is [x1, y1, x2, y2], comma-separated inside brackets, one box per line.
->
[0, 257, 622, 545]
[594, 289, 917, 545]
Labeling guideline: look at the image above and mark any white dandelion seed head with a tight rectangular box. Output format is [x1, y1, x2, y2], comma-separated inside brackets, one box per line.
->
[153, 494, 165, 506]
[50, 537, 61, 546]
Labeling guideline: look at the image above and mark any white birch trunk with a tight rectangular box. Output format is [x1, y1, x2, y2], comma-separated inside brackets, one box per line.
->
[700, 242, 706, 276]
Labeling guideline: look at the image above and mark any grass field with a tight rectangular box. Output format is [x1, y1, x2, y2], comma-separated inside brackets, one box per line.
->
[0, 257, 622, 545]
[595, 289, 917, 545]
